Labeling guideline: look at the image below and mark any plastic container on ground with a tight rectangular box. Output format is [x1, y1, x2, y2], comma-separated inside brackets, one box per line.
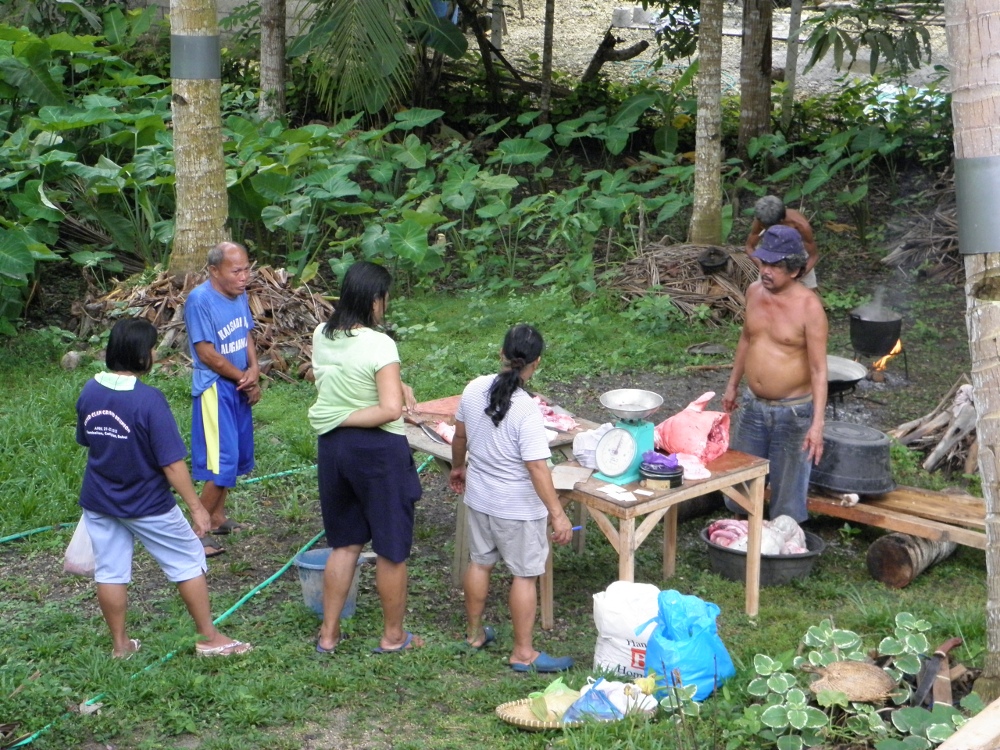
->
[294, 547, 371, 619]
[700, 529, 826, 586]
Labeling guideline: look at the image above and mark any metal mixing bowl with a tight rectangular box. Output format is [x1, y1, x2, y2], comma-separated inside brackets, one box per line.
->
[599, 389, 664, 421]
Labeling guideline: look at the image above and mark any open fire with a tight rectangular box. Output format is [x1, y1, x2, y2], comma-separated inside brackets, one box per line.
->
[872, 339, 903, 372]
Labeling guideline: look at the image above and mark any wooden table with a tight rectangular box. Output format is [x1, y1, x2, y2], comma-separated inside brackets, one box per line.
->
[559, 450, 770, 617]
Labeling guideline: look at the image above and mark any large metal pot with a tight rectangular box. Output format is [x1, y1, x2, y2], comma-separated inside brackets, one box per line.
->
[850, 312, 902, 357]
[810, 422, 895, 495]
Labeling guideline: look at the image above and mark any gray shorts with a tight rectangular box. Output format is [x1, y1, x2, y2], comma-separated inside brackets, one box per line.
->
[84, 506, 207, 585]
[466, 507, 549, 578]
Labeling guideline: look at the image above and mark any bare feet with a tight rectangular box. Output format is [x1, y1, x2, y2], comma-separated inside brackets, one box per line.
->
[373, 631, 424, 653]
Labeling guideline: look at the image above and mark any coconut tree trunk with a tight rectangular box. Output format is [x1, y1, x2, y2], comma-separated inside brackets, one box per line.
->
[259, 0, 286, 121]
[738, 0, 772, 156]
[687, 0, 724, 245]
[946, 0, 1000, 702]
[779, 0, 802, 131]
[168, 0, 230, 275]
[539, 0, 555, 123]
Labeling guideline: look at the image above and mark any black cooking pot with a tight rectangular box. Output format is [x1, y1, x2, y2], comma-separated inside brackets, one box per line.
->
[810, 422, 895, 495]
[698, 246, 729, 274]
[850, 312, 902, 357]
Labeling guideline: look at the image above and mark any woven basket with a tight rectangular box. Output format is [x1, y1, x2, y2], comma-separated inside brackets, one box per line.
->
[495, 697, 656, 732]
[804, 661, 898, 702]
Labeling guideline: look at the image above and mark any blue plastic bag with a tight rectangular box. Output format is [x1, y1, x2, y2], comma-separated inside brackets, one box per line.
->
[642, 589, 735, 701]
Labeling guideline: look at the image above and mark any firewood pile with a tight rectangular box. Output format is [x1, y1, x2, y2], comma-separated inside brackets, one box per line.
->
[887, 375, 977, 474]
[76, 266, 334, 381]
[615, 242, 758, 325]
[881, 173, 960, 281]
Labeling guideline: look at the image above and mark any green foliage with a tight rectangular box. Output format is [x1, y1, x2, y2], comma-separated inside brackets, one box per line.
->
[802, 0, 938, 80]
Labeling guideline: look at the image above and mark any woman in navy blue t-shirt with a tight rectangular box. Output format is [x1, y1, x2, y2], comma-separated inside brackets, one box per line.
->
[76, 318, 252, 658]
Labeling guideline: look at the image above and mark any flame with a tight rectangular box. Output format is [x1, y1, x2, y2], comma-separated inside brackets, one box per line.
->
[872, 339, 902, 371]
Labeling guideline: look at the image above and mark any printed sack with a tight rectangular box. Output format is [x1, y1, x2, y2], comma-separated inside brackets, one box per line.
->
[593, 581, 661, 678]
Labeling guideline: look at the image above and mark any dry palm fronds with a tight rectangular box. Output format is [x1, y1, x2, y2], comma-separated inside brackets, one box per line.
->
[616, 241, 757, 325]
[881, 172, 960, 281]
[79, 266, 334, 379]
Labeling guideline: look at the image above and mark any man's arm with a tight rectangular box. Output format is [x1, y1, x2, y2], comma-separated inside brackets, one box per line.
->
[745, 219, 764, 269]
[238, 331, 261, 405]
[796, 221, 819, 274]
[803, 296, 829, 463]
[723, 289, 755, 412]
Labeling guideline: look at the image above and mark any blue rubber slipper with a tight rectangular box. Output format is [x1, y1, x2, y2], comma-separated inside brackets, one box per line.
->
[316, 634, 348, 654]
[372, 631, 419, 654]
[466, 625, 496, 651]
[510, 652, 574, 673]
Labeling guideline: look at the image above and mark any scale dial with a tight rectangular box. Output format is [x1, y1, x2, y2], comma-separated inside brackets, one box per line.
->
[595, 428, 638, 477]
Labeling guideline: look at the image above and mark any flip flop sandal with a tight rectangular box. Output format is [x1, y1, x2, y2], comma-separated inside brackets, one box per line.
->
[196, 640, 254, 657]
[210, 519, 245, 535]
[113, 638, 142, 660]
[316, 634, 349, 654]
[372, 631, 421, 654]
[202, 538, 226, 558]
[465, 625, 496, 651]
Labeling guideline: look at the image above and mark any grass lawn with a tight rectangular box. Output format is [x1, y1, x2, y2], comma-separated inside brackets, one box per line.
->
[0, 288, 986, 749]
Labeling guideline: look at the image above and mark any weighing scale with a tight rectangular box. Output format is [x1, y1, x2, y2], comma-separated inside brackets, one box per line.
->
[593, 389, 664, 486]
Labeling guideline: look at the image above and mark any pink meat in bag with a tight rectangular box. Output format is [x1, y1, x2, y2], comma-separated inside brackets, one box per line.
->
[654, 392, 730, 463]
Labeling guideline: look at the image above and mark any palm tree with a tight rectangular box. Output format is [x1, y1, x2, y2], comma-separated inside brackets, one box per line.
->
[688, 0, 723, 245]
[169, 0, 229, 275]
[945, 0, 1000, 703]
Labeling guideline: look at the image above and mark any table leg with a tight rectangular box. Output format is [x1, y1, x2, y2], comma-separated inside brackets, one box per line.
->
[618, 518, 636, 581]
[744, 476, 765, 617]
[663, 505, 678, 579]
[540, 544, 554, 630]
[452, 499, 469, 587]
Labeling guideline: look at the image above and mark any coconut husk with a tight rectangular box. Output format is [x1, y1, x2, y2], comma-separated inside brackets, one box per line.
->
[615, 241, 757, 326]
[803, 660, 898, 703]
[78, 266, 334, 379]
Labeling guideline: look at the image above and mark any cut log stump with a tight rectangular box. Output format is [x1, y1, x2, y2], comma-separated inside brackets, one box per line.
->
[866, 532, 957, 588]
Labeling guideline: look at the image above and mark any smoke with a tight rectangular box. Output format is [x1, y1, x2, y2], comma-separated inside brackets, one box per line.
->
[852, 286, 901, 322]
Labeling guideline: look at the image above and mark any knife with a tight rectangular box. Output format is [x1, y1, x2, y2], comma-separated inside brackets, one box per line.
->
[405, 415, 448, 445]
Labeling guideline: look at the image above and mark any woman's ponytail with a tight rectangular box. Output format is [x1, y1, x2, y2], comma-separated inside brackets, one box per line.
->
[484, 325, 545, 426]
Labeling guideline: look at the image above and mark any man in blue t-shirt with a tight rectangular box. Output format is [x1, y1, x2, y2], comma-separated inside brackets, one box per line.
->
[184, 242, 260, 555]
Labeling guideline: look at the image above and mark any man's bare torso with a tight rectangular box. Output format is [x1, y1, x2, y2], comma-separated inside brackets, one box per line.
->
[742, 280, 815, 400]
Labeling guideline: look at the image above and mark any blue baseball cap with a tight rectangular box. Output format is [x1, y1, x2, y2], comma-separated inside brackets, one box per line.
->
[752, 225, 806, 263]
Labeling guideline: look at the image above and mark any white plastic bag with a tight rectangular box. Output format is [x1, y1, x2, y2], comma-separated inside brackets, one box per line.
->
[63, 515, 95, 577]
[593, 581, 661, 678]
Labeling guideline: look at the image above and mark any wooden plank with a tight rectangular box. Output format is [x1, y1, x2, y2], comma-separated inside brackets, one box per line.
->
[937, 694, 1000, 750]
[808, 494, 987, 549]
[862, 486, 985, 530]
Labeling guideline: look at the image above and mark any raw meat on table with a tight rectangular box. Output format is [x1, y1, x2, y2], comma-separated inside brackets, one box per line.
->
[532, 396, 579, 432]
[433, 422, 456, 444]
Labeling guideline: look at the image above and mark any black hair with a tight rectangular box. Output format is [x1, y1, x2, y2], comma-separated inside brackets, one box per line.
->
[762, 252, 808, 278]
[105, 318, 158, 374]
[485, 324, 545, 427]
[323, 261, 392, 338]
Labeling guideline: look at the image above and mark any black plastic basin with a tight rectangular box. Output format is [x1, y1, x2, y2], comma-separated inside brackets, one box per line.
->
[810, 421, 895, 494]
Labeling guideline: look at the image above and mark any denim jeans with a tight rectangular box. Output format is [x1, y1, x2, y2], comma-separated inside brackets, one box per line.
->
[725, 390, 813, 522]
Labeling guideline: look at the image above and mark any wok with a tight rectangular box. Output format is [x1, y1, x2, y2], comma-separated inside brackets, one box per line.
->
[827, 355, 866, 397]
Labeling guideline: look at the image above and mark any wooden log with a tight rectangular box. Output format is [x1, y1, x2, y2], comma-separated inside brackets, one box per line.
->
[964, 437, 979, 475]
[581, 29, 650, 83]
[923, 402, 977, 470]
[897, 411, 952, 445]
[866, 532, 958, 588]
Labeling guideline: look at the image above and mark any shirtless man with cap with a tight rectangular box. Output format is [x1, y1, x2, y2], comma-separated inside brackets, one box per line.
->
[723, 225, 828, 522]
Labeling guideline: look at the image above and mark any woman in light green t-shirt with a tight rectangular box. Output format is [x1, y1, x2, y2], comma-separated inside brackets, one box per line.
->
[310, 261, 423, 655]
